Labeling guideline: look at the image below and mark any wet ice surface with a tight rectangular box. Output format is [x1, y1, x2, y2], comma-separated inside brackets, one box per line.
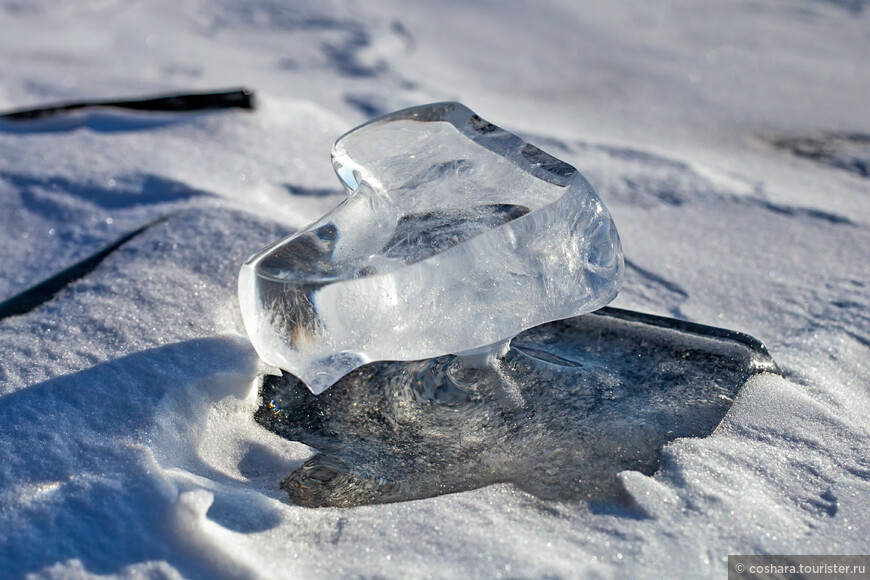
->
[239, 103, 622, 393]
[258, 308, 778, 508]
[1, 1, 870, 578]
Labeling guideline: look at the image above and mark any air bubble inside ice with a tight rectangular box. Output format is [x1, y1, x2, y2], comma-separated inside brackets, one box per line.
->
[239, 102, 624, 393]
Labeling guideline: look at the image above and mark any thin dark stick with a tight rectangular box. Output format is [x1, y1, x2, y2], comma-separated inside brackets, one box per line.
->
[0, 216, 172, 319]
[0, 87, 255, 121]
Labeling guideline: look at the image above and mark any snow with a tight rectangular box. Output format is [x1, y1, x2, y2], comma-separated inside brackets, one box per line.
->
[0, 0, 868, 578]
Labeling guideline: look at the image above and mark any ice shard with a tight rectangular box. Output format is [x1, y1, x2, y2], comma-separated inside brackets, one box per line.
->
[239, 102, 623, 394]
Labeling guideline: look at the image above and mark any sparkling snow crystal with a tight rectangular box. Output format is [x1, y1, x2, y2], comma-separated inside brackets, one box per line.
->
[239, 102, 623, 393]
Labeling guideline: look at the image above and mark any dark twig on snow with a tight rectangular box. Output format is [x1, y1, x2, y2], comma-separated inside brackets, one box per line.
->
[0, 87, 255, 121]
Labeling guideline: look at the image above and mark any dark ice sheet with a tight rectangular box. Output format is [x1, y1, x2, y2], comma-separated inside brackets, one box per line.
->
[257, 307, 779, 508]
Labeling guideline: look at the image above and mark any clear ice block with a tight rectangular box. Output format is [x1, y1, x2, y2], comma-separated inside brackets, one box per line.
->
[239, 102, 623, 394]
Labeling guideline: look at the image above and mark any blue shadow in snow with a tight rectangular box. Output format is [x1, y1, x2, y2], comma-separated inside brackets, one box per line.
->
[0, 337, 282, 578]
[4, 172, 212, 211]
[0, 110, 205, 135]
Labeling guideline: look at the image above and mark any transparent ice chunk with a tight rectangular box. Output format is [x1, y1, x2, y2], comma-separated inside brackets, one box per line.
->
[239, 102, 623, 394]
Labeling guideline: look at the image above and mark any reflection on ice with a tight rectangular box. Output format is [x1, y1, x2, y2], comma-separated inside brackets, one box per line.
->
[257, 308, 779, 508]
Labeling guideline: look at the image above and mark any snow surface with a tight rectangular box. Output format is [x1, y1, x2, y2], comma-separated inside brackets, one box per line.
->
[0, 0, 867, 578]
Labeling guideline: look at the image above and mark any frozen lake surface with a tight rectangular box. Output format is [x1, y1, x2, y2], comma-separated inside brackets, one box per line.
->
[0, 1, 868, 578]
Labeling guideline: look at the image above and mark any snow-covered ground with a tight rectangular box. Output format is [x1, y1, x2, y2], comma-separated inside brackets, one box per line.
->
[0, 1, 868, 577]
